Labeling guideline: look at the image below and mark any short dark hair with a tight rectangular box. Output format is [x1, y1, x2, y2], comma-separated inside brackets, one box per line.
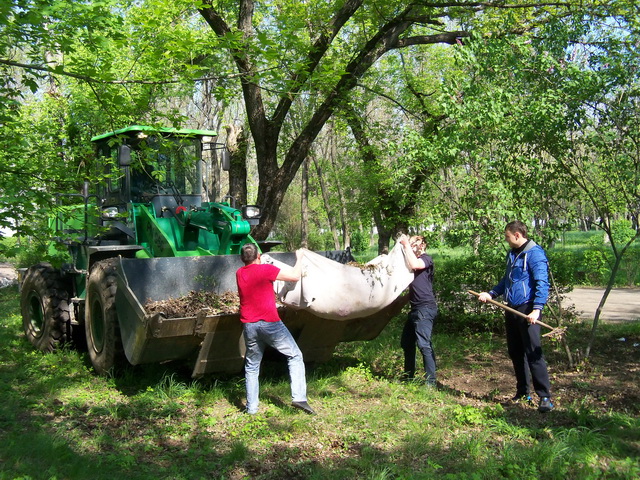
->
[240, 243, 259, 264]
[505, 220, 528, 237]
[409, 235, 426, 250]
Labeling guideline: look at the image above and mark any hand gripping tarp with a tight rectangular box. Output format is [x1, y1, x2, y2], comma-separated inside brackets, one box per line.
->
[262, 241, 413, 320]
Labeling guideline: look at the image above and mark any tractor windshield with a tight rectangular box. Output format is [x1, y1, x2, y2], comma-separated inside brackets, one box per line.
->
[130, 135, 201, 200]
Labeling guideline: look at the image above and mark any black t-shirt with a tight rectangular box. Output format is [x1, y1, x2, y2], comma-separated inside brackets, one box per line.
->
[409, 253, 436, 308]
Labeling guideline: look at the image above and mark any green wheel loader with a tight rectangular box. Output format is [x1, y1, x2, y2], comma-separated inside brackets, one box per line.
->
[20, 125, 404, 377]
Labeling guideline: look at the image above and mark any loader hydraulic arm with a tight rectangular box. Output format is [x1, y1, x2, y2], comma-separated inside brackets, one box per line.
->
[185, 202, 254, 255]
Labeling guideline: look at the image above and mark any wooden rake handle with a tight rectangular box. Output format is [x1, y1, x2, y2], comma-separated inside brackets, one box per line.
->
[467, 289, 555, 331]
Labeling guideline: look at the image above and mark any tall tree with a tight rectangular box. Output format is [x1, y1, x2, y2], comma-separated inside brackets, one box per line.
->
[196, 0, 585, 240]
[428, 6, 640, 356]
[0, 0, 226, 242]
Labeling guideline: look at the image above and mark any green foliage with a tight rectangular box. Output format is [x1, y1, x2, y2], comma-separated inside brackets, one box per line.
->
[546, 250, 578, 287]
[349, 230, 369, 253]
[0, 237, 18, 261]
[3, 0, 639, 292]
[551, 231, 640, 287]
[581, 247, 612, 285]
[611, 219, 636, 246]
[0, 235, 71, 268]
[435, 250, 506, 334]
[321, 230, 337, 251]
[271, 183, 337, 251]
[449, 403, 505, 425]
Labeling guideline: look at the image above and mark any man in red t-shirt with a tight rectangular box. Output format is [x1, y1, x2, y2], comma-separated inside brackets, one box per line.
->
[236, 243, 315, 415]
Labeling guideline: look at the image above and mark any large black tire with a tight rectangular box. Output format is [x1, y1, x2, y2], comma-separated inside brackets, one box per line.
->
[85, 259, 124, 374]
[21, 263, 72, 352]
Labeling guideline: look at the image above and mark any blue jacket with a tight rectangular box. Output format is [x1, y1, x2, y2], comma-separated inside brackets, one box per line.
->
[489, 240, 549, 310]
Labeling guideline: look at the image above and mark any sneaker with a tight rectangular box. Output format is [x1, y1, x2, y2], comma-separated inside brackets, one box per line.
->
[538, 397, 554, 413]
[511, 393, 532, 402]
[291, 401, 316, 415]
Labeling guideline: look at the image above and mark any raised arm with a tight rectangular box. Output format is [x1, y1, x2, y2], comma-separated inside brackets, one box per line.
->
[399, 235, 426, 271]
[275, 249, 304, 282]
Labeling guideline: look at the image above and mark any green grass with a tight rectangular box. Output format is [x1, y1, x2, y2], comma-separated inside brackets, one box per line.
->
[555, 230, 604, 246]
[1, 285, 639, 479]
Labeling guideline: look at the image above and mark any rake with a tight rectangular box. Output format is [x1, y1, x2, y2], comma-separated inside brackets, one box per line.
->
[467, 290, 566, 340]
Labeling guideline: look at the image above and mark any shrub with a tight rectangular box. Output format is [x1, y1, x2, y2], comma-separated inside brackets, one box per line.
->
[547, 250, 578, 288]
[349, 230, 369, 253]
[435, 251, 505, 334]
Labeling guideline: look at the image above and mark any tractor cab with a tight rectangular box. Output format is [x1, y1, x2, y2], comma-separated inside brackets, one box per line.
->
[93, 125, 219, 219]
[86, 125, 262, 251]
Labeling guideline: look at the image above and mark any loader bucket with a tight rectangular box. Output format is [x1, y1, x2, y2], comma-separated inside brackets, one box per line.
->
[112, 249, 406, 377]
[113, 255, 244, 375]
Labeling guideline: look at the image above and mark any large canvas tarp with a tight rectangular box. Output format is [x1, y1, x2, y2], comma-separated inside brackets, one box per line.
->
[263, 242, 413, 320]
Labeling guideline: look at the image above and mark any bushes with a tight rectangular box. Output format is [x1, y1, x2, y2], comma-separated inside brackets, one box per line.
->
[546, 250, 578, 288]
[434, 251, 506, 334]
[0, 236, 69, 268]
[551, 232, 640, 287]
[349, 230, 369, 253]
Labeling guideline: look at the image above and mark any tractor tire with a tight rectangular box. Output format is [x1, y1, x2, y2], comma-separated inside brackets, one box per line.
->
[21, 263, 72, 352]
[85, 259, 125, 374]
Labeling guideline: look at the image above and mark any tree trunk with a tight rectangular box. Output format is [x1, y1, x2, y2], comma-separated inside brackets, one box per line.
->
[226, 123, 249, 208]
[373, 212, 391, 255]
[312, 155, 341, 250]
[547, 269, 573, 368]
[585, 236, 637, 358]
[301, 156, 309, 248]
[343, 107, 418, 253]
[585, 283, 612, 359]
[327, 148, 350, 249]
[198, 1, 468, 241]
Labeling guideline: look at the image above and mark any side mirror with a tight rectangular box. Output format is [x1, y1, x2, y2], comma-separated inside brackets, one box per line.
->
[118, 145, 132, 166]
[221, 148, 231, 171]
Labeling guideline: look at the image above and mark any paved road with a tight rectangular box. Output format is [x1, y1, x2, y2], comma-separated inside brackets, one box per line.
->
[563, 287, 640, 323]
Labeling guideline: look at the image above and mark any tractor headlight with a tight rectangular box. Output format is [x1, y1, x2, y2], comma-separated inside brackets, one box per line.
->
[242, 205, 262, 224]
[102, 206, 119, 219]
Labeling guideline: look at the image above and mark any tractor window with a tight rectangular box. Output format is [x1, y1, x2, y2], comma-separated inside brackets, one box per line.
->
[98, 144, 122, 198]
[130, 136, 202, 200]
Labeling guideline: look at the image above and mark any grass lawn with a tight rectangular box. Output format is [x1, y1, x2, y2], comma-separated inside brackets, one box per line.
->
[1, 284, 639, 480]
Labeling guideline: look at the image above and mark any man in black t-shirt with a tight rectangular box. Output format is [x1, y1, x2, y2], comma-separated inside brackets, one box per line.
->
[398, 234, 438, 386]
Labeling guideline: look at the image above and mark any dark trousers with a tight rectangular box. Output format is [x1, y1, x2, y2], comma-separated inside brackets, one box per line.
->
[401, 305, 437, 385]
[505, 304, 552, 398]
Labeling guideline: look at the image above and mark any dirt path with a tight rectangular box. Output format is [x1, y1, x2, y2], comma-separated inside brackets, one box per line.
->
[0, 263, 18, 288]
[563, 287, 640, 323]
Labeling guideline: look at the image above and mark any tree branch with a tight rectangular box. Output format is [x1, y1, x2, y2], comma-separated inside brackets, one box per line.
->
[0, 58, 270, 85]
[271, 0, 364, 129]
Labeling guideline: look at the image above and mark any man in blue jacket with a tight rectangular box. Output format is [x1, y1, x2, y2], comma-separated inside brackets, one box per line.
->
[477, 221, 554, 413]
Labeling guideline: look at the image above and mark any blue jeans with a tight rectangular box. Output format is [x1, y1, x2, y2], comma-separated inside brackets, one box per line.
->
[243, 320, 307, 414]
[401, 305, 437, 385]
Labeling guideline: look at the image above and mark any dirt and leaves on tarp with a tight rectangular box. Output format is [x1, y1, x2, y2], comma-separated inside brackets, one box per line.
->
[144, 291, 240, 318]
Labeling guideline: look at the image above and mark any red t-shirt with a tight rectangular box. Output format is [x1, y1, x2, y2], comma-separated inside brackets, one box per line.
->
[236, 263, 281, 323]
